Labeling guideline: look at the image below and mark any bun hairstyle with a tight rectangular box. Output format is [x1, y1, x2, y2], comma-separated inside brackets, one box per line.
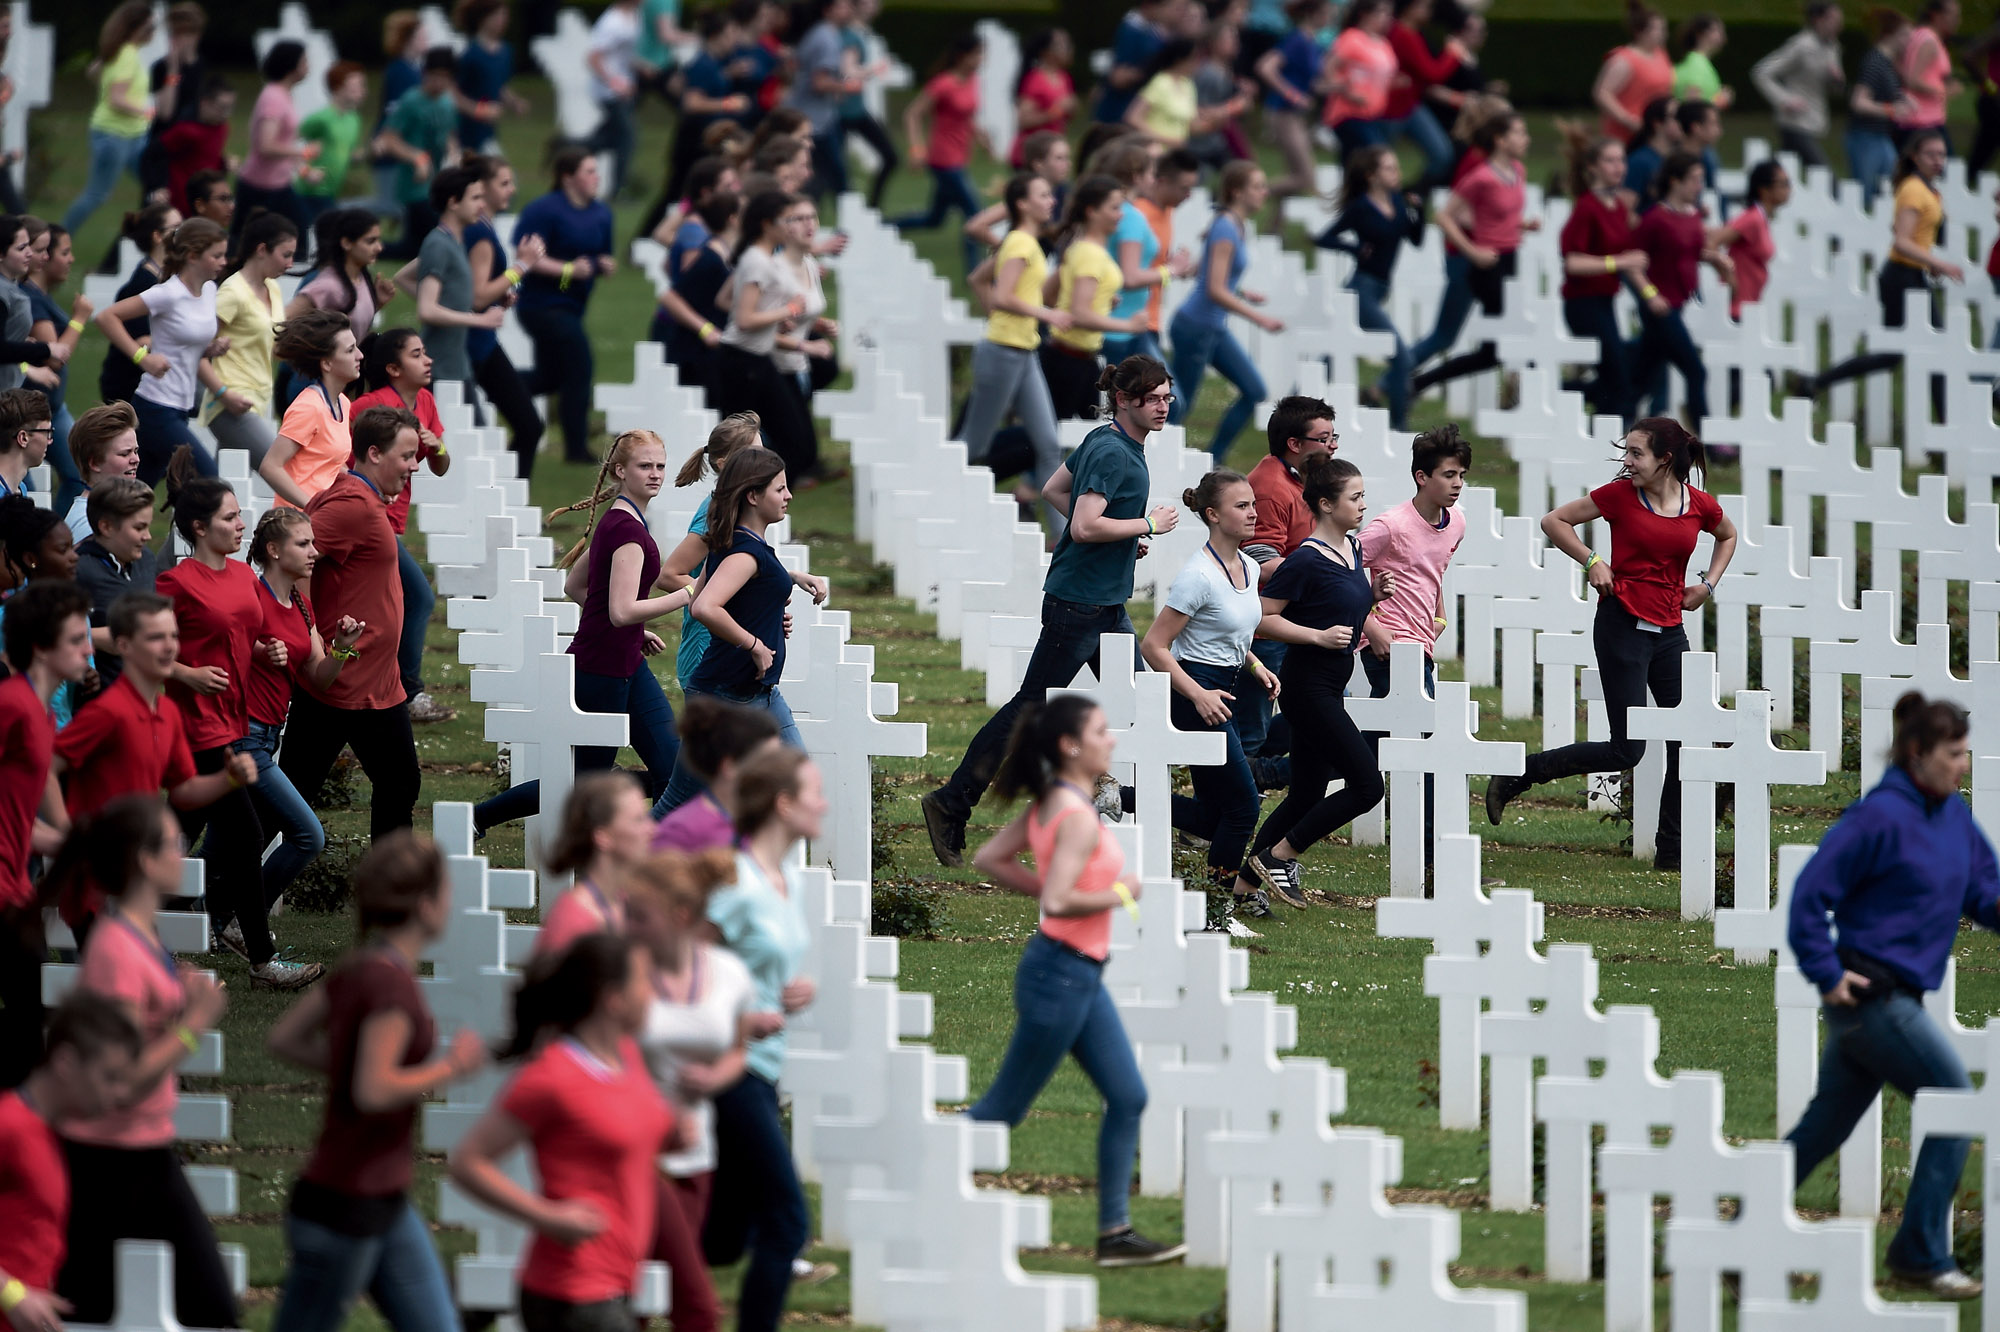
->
[121, 201, 180, 252]
[352, 831, 447, 939]
[992, 693, 1102, 804]
[624, 847, 738, 931]
[1891, 690, 1970, 771]
[1300, 454, 1362, 515]
[1561, 120, 1622, 198]
[499, 932, 639, 1061]
[162, 217, 227, 275]
[1096, 354, 1170, 417]
[542, 769, 644, 878]
[1183, 468, 1247, 525]
[678, 411, 762, 487]
[1625, 415, 1706, 484]
[160, 449, 233, 544]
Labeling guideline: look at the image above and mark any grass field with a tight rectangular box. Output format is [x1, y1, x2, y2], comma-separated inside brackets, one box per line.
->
[21, 63, 2000, 1331]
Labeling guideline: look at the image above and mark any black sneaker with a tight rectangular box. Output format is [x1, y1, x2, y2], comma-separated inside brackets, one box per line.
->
[1232, 890, 1276, 919]
[1250, 852, 1309, 908]
[919, 789, 967, 869]
[1654, 845, 1682, 873]
[1096, 1228, 1188, 1268]
[1485, 773, 1529, 826]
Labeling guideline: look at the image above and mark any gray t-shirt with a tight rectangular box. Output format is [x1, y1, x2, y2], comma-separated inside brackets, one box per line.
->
[718, 245, 795, 358]
[0, 276, 31, 391]
[789, 21, 847, 134]
[416, 226, 476, 383]
[1165, 544, 1263, 668]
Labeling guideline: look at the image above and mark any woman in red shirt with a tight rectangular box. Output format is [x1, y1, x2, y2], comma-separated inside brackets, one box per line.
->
[1629, 152, 1734, 433]
[1714, 159, 1788, 318]
[157, 450, 324, 989]
[1485, 419, 1737, 872]
[1406, 110, 1539, 398]
[265, 832, 488, 1332]
[451, 931, 673, 1332]
[1559, 131, 1649, 422]
[1010, 27, 1076, 166]
[893, 34, 989, 277]
[1593, 2, 1674, 139]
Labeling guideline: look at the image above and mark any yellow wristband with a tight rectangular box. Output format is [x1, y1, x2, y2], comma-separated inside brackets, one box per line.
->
[67, 318, 84, 333]
[699, 320, 716, 339]
[1111, 881, 1139, 920]
[1585, 552, 1601, 571]
[176, 1024, 198, 1053]
[1157, 264, 1171, 288]
[502, 266, 522, 285]
[1640, 283, 1660, 300]
[560, 261, 574, 290]
[131, 345, 149, 366]
[1145, 514, 1157, 536]
[0, 1279, 26, 1314]
[1604, 254, 1616, 274]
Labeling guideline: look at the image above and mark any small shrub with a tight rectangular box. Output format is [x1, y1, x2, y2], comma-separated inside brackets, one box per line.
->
[872, 882, 945, 939]
[308, 753, 357, 811]
[285, 833, 370, 914]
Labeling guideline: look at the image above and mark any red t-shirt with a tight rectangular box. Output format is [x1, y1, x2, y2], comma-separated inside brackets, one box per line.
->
[1727, 203, 1775, 317]
[1384, 22, 1460, 119]
[1634, 204, 1706, 309]
[303, 472, 406, 710]
[55, 674, 197, 819]
[157, 120, 228, 216]
[246, 580, 314, 728]
[61, 915, 186, 1149]
[1456, 160, 1525, 254]
[299, 950, 436, 1202]
[1590, 478, 1724, 627]
[1009, 66, 1074, 165]
[1559, 190, 1637, 302]
[0, 1091, 67, 1288]
[1247, 454, 1312, 560]
[349, 386, 443, 535]
[534, 881, 624, 959]
[0, 673, 54, 910]
[924, 72, 979, 168]
[503, 1038, 672, 1304]
[157, 557, 263, 750]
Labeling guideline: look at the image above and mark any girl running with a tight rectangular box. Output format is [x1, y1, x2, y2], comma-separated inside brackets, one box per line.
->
[1315, 145, 1423, 428]
[892, 34, 989, 277]
[1559, 131, 1648, 421]
[1169, 161, 1283, 465]
[1043, 174, 1144, 422]
[260, 308, 363, 510]
[534, 771, 658, 956]
[1629, 151, 1734, 432]
[661, 412, 766, 697]
[205, 212, 298, 469]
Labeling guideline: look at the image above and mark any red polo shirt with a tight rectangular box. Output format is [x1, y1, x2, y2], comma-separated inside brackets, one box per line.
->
[0, 673, 54, 910]
[54, 674, 197, 819]
[1247, 453, 1313, 560]
[303, 472, 406, 710]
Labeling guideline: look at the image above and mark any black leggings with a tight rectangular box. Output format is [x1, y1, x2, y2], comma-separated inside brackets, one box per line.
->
[0, 907, 43, 1088]
[277, 691, 421, 841]
[1806, 262, 1942, 418]
[59, 1140, 238, 1328]
[1970, 93, 2000, 183]
[839, 114, 899, 210]
[474, 345, 546, 481]
[1520, 595, 1688, 852]
[1250, 648, 1384, 856]
[1040, 343, 1103, 419]
[182, 744, 273, 966]
[713, 345, 819, 478]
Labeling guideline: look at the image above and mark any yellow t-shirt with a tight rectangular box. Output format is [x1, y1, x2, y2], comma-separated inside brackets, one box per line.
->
[90, 45, 151, 138]
[1051, 239, 1124, 354]
[1890, 174, 1943, 268]
[1137, 72, 1197, 143]
[986, 229, 1048, 351]
[208, 273, 284, 418]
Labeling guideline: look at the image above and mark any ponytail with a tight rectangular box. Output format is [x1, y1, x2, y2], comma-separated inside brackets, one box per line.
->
[1626, 415, 1707, 485]
[991, 694, 1102, 805]
[161, 448, 233, 544]
[676, 411, 762, 488]
[497, 933, 638, 1061]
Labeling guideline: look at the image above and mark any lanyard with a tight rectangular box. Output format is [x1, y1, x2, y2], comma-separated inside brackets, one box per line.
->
[576, 877, 620, 930]
[349, 468, 383, 501]
[559, 1036, 621, 1081]
[1637, 482, 1687, 518]
[654, 945, 706, 1003]
[1205, 542, 1247, 589]
[114, 914, 181, 989]
[613, 495, 647, 522]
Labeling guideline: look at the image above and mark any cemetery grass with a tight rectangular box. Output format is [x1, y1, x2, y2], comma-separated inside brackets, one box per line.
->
[14, 76, 1996, 1331]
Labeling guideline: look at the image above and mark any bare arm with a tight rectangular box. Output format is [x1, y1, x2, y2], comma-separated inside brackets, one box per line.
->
[258, 434, 314, 509]
[1593, 56, 1637, 130]
[351, 1009, 483, 1112]
[1893, 204, 1963, 277]
[902, 88, 933, 160]
[1201, 236, 1271, 323]
[1256, 595, 1350, 648]
[969, 809, 1043, 896]
[660, 530, 709, 583]
[732, 274, 799, 332]
[607, 539, 692, 626]
[963, 201, 1008, 251]
[1066, 489, 1177, 544]
[1065, 275, 1134, 333]
[264, 985, 331, 1072]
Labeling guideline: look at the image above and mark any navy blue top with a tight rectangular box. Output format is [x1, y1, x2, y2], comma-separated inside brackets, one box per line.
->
[373, 56, 423, 142]
[461, 218, 504, 364]
[514, 191, 615, 315]
[1788, 765, 2000, 995]
[687, 527, 790, 694]
[666, 217, 710, 285]
[25, 282, 66, 413]
[456, 41, 515, 150]
[1263, 29, 1323, 112]
[1316, 194, 1424, 285]
[1097, 12, 1165, 123]
[1263, 535, 1371, 668]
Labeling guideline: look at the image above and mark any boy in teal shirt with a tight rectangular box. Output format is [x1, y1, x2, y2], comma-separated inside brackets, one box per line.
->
[379, 49, 459, 257]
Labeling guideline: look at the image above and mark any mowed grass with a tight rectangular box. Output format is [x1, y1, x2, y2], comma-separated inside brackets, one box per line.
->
[19, 62, 2000, 1331]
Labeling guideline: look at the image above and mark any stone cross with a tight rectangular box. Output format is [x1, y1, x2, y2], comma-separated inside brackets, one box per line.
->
[1378, 680, 1524, 848]
[1344, 640, 1438, 896]
[1626, 653, 1741, 918]
[1911, 1022, 2000, 1332]
[479, 649, 628, 891]
[66, 1241, 242, 1332]
[790, 624, 926, 884]
[0, 3, 50, 203]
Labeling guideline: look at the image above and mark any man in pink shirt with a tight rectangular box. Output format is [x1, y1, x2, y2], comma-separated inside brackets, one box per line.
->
[1358, 424, 1471, 890]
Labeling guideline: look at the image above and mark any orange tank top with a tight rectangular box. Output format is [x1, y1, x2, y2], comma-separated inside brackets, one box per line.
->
[1601, 46, 1674, 139]
[1028, 797, 1122, 961]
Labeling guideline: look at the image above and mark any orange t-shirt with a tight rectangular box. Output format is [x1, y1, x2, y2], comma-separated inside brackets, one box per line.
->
[1600, 45, 1675, 139]
[1029, 799, 1120, 961]
[277, 383, 353, 508]
[1136, 198, 1174, 333]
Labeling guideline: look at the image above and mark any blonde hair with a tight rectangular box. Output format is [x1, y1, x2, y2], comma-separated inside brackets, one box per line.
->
[677, 411, 762, 487]
[553, 429, 665, 569]
[625, 848, 737, 935]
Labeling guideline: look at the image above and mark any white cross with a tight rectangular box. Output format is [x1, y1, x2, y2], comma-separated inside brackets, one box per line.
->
[480, 650, 628, 890]
[1627, 653, 1741, 918]
[1345, 640, 1438, 897]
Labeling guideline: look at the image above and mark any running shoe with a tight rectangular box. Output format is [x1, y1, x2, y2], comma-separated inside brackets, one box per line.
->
[1096, 1228, 1188, 1268]
[1250, 852, 1308, 908]
[251, 958, 325, 991]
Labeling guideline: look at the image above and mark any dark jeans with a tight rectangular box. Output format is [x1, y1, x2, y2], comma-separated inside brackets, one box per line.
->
[519, 303, 596, 461]
[1779, 126, 1830, 170]
[134, 396, 215, 488]
[1040, 342, 1104, 420]
[1251, 648, 1384, 856]
[1167, 658, 1261, 880]
[278, 691, 421, 840]
[703, 1074, 808, 1332]
[1379, 104, 1455, 192]
[518, 1292, 631, 1332]
[1563, 294, 1632, 422]
[1809, 263, 1942, 419]
[970, 932, 1147, 1230]
[59, 1140, 239, 1328]
[397, 541, 433, 699]
[1234, 639, 1288, 759]
[474, 344, 545, 480]
[1350, 271, 1412, 427]
[183, 743, 274, 965]
[1633, 303, 1707, 429]
[588, 95, 638, 197]
[1972, 94, 2000, 183]
[1522, 595, 1686, 856]
[713, 345, 818, 478]
[0, 908, 43, 1088]
[838, 113, 898, 209]
[891, 165, 982, 276]
[1361, 648, 1437, 866]
[933, 595, 1138, 821]
[808, 124, 848, 198]
[46, 403, 83, 518]
[1787, 989, 1972, 1275]
[474, 664, 681, 828]
[1410, 249, 1513, 369]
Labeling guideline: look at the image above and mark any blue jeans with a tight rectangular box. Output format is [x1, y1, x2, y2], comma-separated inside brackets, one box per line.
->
[1411, 251, 1479, 369]
[704, 1073, 809, 1332]
[47, 402, 81, 517]
[1350, 271, 1412, 428]
[1360, 648, 1437, 868]
[133, 396, 214, 488]
[1847, 128, 1899, 207]
[1786, 990, 1972, 1275]
[1168, 659, 1261, 880]
[1100, 330, 1162, 366]
[273, 1200, 457, 1332]
[970, 932, 1148, 1230]
[933, 595, 1137, 822]
[1168, 314, 1266, 465]
[1234, 639, 1287, 760]
[653, 681, 800, 816]
[396, 541, 434, 699]
[588, 96, 638, 196]
[62, 130, 147, 234]
[892, 166, 983, 276]
[519, 303, 595, 461]
[241, 719, 326, 899]
[475, 665, 681, 829]
[1379, 104, 1454, 192]
[1563, 294, 1632, 423]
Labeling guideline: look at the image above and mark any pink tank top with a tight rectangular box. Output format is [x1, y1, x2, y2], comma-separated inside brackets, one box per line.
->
[1902, 28, 1950, 127]
[1029, 798, 1121, 961]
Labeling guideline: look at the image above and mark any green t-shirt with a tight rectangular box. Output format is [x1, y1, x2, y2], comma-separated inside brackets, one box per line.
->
[1674, 51, 1722, 103]
[1043, 422, 1150, 606]
[636, 0, 682, 71]
[388, 88, 457, 205]
[297, 105, 362, 199]
[90, 44, 150, 138]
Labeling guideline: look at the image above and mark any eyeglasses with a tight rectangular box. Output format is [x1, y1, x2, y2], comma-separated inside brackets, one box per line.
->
[1303, 431, 1337, 445]
[1140, 392, 1176, 407]
[22, 426, 52, 436]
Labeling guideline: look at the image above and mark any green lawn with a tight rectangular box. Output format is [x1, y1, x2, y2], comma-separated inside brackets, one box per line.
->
[21, 65, 2000, 1332]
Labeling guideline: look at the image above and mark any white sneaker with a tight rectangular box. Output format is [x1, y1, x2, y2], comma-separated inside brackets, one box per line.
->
[1891, 1267, 1982, 1299]
[218, 921, 276, 957]
[251, 958, 324, 991]
[1093, 775, 1124, 823]
[408, 691, 457, 724]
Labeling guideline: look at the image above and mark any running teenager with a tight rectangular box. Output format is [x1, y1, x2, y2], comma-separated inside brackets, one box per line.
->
[1315, 145, 1423, 428]
[205, 212, 296, 468]
[1558, 131, 1648, 423]
[659, 411, 766, 699]
[1168, 161, 1283, 465]
[532, 771, 657, 957]
[652, 695, 782, 852]
[1043, 174, 1143, 423]
[1628, 151, 1734, 432]
[260, 308, 362, 511]
[1485, 419, 1737, 873]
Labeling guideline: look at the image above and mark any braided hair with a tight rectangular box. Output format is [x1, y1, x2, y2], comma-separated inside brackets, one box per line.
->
[552, 429, 665, 570]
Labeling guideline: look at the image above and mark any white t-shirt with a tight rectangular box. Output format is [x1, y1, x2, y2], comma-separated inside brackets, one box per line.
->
[719, 245, 797, 358]
[135, 277, 219, 412]
[589, 4, 641, 103]
[1165, 544, 1263, 668]
[640, 943, 755, 1176]
[771, 251, 824, 375]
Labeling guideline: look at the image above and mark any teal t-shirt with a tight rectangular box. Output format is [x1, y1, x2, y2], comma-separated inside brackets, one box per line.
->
[675, 495, 711, 687]
[636, 0, 681, 70]
[388, 88, 457, 205]
[1108, 202, 1159, 325]
[1044, 422, 1150, 606]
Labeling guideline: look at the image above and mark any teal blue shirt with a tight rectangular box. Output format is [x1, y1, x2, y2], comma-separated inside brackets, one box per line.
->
[1044, 422, 1150, 606]
[1109, 202, 1159, 325]
[713, 852, 812, 1083]
[675, 496, 711, 687]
